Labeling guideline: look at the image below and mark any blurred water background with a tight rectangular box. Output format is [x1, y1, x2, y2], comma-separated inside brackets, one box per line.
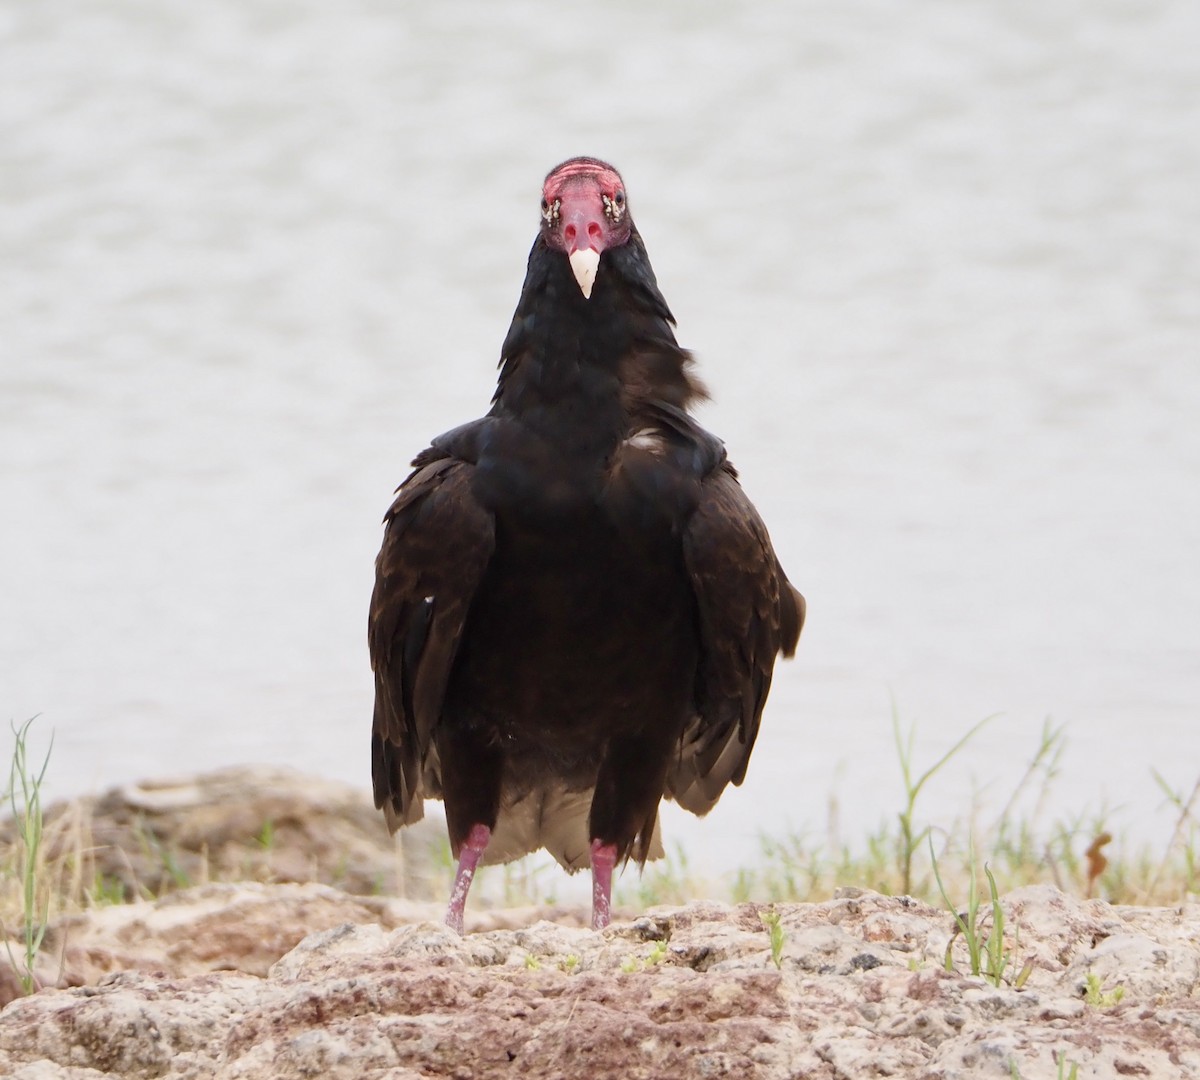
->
[2, 0, 1198, 876]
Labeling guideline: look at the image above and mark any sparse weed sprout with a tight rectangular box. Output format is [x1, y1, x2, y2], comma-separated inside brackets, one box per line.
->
[1083, 971, 1125, 1008]
[761, 908, 785, 970]
[1010, 1050, 1080, 1079]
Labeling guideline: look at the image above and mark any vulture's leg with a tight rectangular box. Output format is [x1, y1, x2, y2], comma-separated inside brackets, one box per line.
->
[590, 839, 618, 929]
[445, 823, 490, 934]
[438, 722, 503, 934]
[588, 731, 675, 930]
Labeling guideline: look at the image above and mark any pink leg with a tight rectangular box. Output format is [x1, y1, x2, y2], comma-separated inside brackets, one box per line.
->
[590, 839, 618, 930]
[445, 824, 491, 934]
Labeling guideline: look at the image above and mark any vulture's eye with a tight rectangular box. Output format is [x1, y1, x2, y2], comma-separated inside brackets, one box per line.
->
[614, 190, 625, 207]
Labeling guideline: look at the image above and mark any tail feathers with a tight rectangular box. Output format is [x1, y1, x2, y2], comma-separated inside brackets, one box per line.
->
[482, 785, 665, 871]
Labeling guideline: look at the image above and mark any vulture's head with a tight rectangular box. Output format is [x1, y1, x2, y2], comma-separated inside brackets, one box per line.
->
[540, 157, 633, 300]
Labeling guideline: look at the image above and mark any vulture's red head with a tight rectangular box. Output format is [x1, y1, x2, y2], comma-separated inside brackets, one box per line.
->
[540, 157, 632, 299]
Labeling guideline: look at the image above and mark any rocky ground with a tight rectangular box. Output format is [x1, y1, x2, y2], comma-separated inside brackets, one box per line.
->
[0, 771, 1197, 1078]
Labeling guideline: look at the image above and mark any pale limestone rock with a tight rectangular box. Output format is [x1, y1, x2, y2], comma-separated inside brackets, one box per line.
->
[1, 827, 1199, 1078]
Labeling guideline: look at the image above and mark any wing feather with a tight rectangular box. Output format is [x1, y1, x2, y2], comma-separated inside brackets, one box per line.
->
[669, 465, 805, 815]
[368, 456, 495, 832]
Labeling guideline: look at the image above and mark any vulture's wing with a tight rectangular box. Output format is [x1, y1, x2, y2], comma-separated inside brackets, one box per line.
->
[369, 455, 495, 832]
[669, 465, 805, 815]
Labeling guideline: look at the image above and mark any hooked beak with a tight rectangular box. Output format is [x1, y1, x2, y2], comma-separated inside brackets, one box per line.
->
[559, 197, 607, 299]
[568, 248, 600, 299]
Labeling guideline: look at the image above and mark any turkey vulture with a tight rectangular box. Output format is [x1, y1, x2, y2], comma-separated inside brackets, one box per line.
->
[369, 157, 804, 931]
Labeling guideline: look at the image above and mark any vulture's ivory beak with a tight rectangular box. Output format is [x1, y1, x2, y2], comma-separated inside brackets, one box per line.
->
[568, 248, 600, 299]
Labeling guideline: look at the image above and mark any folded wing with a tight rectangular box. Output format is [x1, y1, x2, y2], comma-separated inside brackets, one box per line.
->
[669, 465, 805, 815]
[368, 456, 495, 831]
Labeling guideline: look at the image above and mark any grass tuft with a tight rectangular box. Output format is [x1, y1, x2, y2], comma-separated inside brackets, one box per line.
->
[2, 709, 1197, 942]
[3, 717, 55, 994]
[931, 835, 1022, 987]
[893, 702, 995, 896]
[717, 713, 1198, 910]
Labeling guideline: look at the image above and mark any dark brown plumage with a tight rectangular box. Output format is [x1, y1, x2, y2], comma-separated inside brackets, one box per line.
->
[369, 158, 804, 930]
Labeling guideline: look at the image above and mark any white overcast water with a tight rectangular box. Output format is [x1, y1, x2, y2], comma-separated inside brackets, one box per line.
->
[2, 0, 1198, 884]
